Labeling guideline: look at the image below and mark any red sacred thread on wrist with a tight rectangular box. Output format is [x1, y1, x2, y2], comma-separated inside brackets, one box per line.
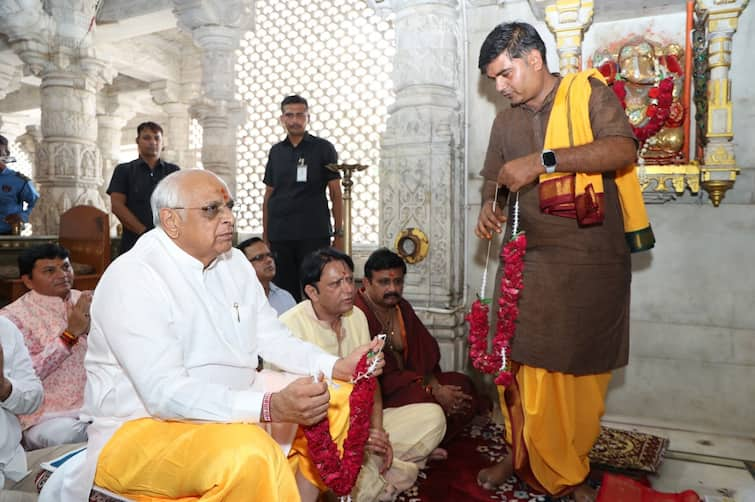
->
[60, 330, 78, 348]
[262, 392, 273, 422]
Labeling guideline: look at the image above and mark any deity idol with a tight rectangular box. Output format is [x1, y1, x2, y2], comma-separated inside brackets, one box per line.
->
[595, 38, 685, 164]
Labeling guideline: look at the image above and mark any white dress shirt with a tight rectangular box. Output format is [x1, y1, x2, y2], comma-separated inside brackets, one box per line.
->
[61, 228, 338, 501]
[1, 316, 43, 487]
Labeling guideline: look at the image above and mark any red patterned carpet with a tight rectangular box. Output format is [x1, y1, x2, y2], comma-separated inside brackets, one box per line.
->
[395, 415, 680, 502]
[396, 416, 549, 502]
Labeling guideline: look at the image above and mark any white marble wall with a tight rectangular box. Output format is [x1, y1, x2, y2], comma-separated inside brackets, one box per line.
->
[464, 2, 754, 436]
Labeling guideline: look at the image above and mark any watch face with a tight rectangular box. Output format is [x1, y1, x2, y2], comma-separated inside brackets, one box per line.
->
[542, 150, 557, 167]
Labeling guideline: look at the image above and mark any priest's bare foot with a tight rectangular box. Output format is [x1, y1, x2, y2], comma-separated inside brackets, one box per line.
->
[573, 482, 597, 502]
[429, 447, 448, 461]
[477, 453, 513, 491]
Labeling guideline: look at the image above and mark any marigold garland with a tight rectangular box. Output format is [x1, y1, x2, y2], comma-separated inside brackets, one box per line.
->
[612, 76, 675, 143]
[466, 232, 527, 387]
[303, 354, 376, 496]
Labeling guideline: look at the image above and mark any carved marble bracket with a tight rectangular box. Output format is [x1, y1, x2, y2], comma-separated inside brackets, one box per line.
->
[0, 54, 23, 101]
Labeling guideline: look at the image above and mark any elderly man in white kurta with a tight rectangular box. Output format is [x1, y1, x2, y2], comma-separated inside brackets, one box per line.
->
[56, 169, 383, 502]
[1, 316, 43, 502]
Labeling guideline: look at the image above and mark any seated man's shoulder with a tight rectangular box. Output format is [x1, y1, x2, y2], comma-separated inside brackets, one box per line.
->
[270, 282, 295, 301]
[13, 170, 31, 182]
[279, 301, 307, 324]
[0, 315, 22, 337]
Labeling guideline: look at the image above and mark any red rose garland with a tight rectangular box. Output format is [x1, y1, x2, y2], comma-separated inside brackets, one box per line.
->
[303, 354, 376, 497]
[612, 76, 675, 142]
[466, 232, 527, 387]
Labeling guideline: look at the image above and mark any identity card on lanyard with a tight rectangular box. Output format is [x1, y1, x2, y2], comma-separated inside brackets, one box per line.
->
[296, 157, 308, 182]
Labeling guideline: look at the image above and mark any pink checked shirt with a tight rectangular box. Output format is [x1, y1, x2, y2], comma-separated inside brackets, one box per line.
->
[0, 289, 87, 429]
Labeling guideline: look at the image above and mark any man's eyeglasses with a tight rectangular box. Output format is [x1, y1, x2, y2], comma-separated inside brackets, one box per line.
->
[249, 252, 275, 263]
[171, 200, 235, 219]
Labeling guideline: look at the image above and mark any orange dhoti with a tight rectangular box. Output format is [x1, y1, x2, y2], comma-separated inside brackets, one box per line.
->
[95, 380, 354, 501]
[499, 364, 611, 497]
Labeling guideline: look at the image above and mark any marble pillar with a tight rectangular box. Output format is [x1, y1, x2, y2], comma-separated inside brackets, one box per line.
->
[173, 0, 253, 195]
[96, 91, 135, 235]
[373, 0, 466, 370]
[150, 80, 194, 169]
[0, 0, 114, 234]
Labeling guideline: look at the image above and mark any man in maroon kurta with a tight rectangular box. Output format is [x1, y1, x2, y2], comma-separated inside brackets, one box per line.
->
[354, 248, 489, 444]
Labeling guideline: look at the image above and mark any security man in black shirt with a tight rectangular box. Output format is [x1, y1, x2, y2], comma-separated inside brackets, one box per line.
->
[262, 95, 343, 301]
[107, 122, 180, 255]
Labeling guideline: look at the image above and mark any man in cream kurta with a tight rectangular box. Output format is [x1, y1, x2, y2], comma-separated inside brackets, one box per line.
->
[55, 170, 382, 502]
[280, 248, 445, 502]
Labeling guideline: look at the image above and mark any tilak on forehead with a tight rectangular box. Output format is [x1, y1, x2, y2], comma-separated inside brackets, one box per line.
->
[219, 187, 229, 201]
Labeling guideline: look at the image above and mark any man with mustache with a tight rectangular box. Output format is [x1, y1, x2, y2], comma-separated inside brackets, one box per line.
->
[0, 243, 92, 449]
[262, 95, 344, 301]
[107, 121, 180, 255]
[354, 248, 489, 445]
[237, 237, 296, 316]
[280, 248, 446, 501]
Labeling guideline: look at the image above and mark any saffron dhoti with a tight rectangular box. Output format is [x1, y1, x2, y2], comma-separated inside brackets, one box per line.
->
[500, 365, 611, 497]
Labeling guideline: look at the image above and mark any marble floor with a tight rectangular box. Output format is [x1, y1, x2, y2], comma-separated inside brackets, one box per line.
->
[602, 419, 755, 502]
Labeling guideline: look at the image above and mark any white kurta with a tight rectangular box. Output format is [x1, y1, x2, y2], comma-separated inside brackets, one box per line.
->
[60, 228, 339, 501]
[0, 317, 43, 487]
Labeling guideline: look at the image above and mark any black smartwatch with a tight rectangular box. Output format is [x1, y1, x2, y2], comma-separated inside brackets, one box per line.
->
[541, 149, 557, 174]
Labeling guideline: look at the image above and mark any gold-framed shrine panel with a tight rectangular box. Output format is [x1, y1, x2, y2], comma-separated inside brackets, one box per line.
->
[582, 7, 702, 202]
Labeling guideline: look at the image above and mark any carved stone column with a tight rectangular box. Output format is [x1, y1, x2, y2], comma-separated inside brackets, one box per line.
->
[373, 0, 466, 370]
[544, 0, 595, 75]
[150, 80, 193, 168]
[173, 0, 253, 195]
[697, 0, 750, 206]
[97, 91, 135, 234]
[0, 0, 114, 234]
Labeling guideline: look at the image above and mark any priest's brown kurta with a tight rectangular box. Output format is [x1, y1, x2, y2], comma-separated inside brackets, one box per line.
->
[480, 76, 634, 375]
